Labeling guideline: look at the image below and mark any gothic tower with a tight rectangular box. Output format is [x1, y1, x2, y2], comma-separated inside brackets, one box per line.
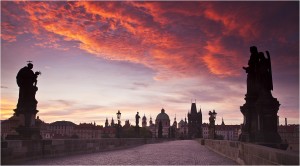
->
[149, 116, 153, 126]
[105, 118, 109, 127]
[111, 117, 114, 127]
[188, 102, 203, 138]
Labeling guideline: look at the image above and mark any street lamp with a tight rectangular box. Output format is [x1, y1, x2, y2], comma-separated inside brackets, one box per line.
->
[116, 110, 121, 138]
[212, 110, 217, 119]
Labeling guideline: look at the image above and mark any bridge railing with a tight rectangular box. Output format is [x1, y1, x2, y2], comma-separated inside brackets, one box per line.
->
[1, 138, 171, 164]
[197, 139, 299, 165]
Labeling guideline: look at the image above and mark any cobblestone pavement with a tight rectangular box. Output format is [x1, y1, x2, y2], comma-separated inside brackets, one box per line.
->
[24, 140, 237, 165]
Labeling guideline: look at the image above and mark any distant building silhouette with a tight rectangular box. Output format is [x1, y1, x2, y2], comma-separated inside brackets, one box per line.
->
[111, 117, 115, 127]
[155, 108, 170, 138]
[278, 119, 299, 152]
[173, 115, 177, 129]
[149, 116, 153, 126]
[142, 114, 147, 127]
[178, 117, 188, 139]
[188, 102, 202, 138]
[74, 123, 102, 139]
[215, 118, 240, 141]
[105, 118, 109, 127]
[202, 120, 241, 141]
[102, 126, 116, 138]
[123, 120, 131, 129]
[148, 116, 156, 137]
[169, 116, 177, 138]
[48, 120, 76, 139]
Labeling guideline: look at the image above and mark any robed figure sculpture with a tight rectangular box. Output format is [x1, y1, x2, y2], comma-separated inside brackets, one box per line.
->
[240, 46, 284, 149]
[16, 62, 41, 113]
[13, 62, 41, 139]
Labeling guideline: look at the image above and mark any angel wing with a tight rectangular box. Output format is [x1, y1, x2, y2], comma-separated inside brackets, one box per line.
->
[266, 51, 273, 90]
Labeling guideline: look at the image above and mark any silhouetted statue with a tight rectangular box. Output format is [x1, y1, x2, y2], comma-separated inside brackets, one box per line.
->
[243, 46, 259, 96]
[240, 47, 284, 148]
[135, 112, 140, 127]
[16, 62, 41, 112]
[257, 51, 273, 94]
[208, 110, 217, 139]
[208, 112, 214, 126]
[11, 61, 42, 140]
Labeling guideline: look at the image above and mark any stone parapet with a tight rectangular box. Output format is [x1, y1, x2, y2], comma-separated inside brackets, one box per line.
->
[197, 139, 299, 165]
[1, 138, 168, 164]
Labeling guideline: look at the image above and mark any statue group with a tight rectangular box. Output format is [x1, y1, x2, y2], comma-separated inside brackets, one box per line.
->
[13, 62, 42, 140]
[240, 46, 284, 148]
[243, 46, 273, 97]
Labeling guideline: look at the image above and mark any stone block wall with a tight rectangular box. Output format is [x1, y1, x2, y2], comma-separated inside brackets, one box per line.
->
[1, 138, 166, 164]
[199, 139, 299, 165]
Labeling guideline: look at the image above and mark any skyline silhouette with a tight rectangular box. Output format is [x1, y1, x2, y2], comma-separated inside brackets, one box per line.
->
[1, 1, 299, 126]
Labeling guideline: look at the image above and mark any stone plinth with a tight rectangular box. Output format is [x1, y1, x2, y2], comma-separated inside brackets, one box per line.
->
[6, 109, 42, 140]
[240, 93, 287, 149]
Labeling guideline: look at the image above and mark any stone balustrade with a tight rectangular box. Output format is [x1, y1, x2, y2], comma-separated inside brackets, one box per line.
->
[198, 139, 299, 165]
[1, 138, 168, 164]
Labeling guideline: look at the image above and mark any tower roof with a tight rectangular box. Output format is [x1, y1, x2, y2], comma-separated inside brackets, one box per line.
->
[221, 117, 225, 125]
[191, 103, 197, 114]
[50, 121, 76, 126]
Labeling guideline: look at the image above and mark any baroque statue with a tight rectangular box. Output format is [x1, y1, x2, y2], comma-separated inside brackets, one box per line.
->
[240, 46, 284, 148]
[135, 112, 140, 127]
[11, 61, 42, 140]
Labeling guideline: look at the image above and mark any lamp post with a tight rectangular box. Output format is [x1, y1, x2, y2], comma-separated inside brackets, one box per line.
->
[116, 110, 121, 138]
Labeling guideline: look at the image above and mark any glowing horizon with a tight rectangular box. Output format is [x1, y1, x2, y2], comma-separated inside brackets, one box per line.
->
[1, 1, 299, 126]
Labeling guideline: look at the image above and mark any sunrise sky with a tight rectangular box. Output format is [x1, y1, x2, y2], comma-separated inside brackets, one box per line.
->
[1, 1, 299, 126]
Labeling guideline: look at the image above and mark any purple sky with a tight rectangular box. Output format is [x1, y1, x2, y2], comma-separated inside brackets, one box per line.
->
[1, 1, 299, 126]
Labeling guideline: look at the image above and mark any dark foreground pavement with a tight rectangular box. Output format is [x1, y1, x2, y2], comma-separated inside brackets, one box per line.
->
[23, 140, 237, 165]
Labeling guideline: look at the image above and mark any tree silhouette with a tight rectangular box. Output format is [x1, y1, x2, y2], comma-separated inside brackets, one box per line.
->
[158, 121, 162, 138]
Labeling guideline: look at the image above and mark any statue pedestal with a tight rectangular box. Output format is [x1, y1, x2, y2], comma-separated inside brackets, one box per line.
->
[135, 126, 140, 137]
[7, 109, 42, 140]
[255, 93, 281, 143]
[240, 92, 287, 150]
[15, 126, 41, 140]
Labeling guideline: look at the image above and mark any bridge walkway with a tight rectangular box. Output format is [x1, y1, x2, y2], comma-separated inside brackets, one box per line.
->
[24, 140, 237, 165]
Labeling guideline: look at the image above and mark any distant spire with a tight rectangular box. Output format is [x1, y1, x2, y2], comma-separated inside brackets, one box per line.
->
[221, 117, 225, 125]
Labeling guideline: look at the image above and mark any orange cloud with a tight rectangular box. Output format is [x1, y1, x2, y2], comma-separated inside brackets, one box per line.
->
[17, 2, 192, 77]
[3, 1, 288, 79]
[203, 3, 260, 39]
[202, 38, 242, 77]
[0, 98, 15, 119]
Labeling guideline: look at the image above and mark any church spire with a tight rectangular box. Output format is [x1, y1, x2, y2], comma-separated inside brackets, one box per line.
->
[105, 118, 108, 127]
[221, 117, 225, 125]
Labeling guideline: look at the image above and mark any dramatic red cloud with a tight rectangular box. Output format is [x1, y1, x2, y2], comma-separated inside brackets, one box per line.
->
[1, 1, 298, 79]
[203, 38, 242, 76]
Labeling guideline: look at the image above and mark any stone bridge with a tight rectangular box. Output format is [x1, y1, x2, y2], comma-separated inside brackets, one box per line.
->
[23, 140, 236, 165]
[2, 138, 298, 165]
